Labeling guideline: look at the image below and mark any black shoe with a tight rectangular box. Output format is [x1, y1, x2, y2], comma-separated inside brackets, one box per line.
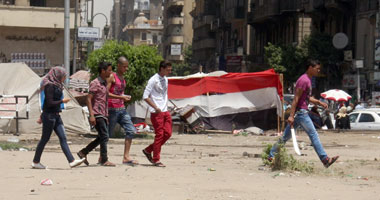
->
[77, 151, 89, 166]
[142, 149, 153, 164]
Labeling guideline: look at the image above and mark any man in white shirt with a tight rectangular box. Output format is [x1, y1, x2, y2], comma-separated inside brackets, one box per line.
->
[142, 61, 172, 167]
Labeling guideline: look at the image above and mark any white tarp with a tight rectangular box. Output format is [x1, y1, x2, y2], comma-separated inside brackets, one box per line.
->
[0, 63, 90, 135]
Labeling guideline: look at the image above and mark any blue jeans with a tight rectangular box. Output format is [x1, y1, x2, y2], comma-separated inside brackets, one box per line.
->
[269, 109, 328, 161]
[108, 108, 136, 139]
[33, 112, 74, 163]
[80, 117, 109, 163]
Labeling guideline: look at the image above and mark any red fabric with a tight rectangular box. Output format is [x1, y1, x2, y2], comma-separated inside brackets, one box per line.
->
[144, 111, 172, 163]
[168, 69, 283, 99]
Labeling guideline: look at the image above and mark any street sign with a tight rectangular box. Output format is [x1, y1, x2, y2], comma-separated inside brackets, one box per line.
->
[354, 60, 364, 69]
[171, 44, 181, 55]
[94, 41, 104, 50]
[78, 27, 100, 41]
[332, 33, 348, 49]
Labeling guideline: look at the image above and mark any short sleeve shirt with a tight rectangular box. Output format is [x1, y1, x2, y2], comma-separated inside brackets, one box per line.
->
[89, 77, 108, 117]
[295, 73, 312, 110]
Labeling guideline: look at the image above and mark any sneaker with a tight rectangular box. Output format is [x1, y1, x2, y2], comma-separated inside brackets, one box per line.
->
[69, 158, 86, 168]
[323, 156, 339, 168]
[32, 162, 46, 169]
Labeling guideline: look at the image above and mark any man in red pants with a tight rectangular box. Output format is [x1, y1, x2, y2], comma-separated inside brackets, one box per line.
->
[142, 61, 172, 167]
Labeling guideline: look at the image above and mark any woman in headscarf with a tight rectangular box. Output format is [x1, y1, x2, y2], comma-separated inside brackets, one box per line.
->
[32, 67, 85, 169]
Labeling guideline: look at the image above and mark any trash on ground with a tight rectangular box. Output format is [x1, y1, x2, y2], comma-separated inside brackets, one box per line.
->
[19, 148, 28, 152]
[208, 168, 216, 171]
[40, 179, 53, 186]
[7, 137, 19, 143]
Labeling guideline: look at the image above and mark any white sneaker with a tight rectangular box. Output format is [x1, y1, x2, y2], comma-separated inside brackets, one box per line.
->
[69, 158, 86, 168]
[32, 162, 46, 169]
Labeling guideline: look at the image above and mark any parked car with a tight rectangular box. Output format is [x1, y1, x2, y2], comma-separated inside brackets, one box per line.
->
[348, 110, 380, 130]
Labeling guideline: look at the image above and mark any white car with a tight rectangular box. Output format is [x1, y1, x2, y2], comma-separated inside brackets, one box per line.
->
[349, 110, 380, 130]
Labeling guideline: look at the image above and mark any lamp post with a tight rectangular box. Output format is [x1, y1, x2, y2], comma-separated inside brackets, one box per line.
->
[87, 13, 109, 56]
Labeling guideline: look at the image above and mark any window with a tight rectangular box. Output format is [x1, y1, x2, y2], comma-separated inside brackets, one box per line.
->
[349, 113, 358, 123]
[30, 0, 46, 7]
[141, 32, 147, 41]
[358, 113, 375, 123]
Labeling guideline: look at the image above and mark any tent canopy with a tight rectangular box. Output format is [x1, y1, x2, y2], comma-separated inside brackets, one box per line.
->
[0, 63, 90, 135]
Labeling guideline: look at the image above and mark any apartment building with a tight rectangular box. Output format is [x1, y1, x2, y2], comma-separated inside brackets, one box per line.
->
[0, 0, 77, 74]
[110, 0, 163, 42]
[162, 0, 194, 62]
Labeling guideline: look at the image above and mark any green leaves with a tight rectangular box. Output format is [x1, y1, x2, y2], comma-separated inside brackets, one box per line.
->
[86, 40, 163, 104]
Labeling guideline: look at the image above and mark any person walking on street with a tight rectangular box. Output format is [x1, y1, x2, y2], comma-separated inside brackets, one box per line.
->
[142, 61, 172, 167]
[77, 62, 115, 167]
[32, 67, 85, 169]
[107, 56, 138, 166]
[268, 59, 339, 168]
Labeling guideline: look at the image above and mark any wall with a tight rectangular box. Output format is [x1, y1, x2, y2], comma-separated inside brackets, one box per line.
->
[0, 27, 64, 65]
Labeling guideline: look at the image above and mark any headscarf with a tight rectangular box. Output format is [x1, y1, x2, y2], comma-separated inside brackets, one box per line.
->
[40, 67, 66, 90]
[337, 106, 347, 119]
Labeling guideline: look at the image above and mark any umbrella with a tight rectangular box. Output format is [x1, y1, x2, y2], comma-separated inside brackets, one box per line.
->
[321, 89, 352, 102]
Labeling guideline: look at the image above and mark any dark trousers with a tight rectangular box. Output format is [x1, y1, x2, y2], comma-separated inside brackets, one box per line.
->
[80, 117, 109, 163]
[33, 112, 74, 163]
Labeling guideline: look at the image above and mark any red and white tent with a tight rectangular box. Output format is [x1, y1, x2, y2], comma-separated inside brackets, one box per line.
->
[168, 69, 283, 131]
[127, 69, 283, 131]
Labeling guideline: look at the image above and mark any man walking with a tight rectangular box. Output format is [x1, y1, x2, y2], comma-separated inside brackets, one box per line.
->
[78, 62, 115, 166]
[107, 56, 138, 165]
[142, 61, 172, 167]
[269, 59, 339, 168]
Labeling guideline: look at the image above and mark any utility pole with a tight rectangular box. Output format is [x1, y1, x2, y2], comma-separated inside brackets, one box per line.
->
[64, 0, 70, 86]
[72, 0, 78, 73]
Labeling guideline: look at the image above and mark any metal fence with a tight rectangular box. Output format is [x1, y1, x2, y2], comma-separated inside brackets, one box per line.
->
[0, 95, 29, 135]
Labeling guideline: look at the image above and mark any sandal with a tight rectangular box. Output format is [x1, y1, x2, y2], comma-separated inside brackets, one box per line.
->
[100, 161, 116, 167]
[142, 149, 153, 163]
[323, 156, 339, 168]
[153, 162, 166, 167]
[77, 151, 89, 166]
[122, 160, 139, 166]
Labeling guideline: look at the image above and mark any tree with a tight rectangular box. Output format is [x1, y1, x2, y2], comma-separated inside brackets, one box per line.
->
[264, 43, 286, 73]
[86, 40, 163, 104]
[171, 45, 197, 76]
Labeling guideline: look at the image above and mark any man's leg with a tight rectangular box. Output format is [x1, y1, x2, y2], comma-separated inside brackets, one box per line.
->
[118, 110, 137, 163]
[96, 117, 110, 164]
[161, 112, 172, 145]
[298, 113, 328, 161]
[107, 109, 118, 138]
[145, 112, 165, 163]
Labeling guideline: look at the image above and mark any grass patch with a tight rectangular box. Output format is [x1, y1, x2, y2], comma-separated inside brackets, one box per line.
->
[0, 142, 25, 150]
[261, 143, 314, 173]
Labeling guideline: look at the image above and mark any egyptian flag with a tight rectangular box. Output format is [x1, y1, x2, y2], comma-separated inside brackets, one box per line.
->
[168, 69, 283, 131]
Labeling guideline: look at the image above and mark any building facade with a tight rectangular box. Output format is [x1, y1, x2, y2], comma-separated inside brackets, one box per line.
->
[162, 0, 194, 62]
[0, 0, 77, 75]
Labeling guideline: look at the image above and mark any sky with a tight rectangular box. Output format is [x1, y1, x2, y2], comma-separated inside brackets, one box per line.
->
[93, 0, 113, 30]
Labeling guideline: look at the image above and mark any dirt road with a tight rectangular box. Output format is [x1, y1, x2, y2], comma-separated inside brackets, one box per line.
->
[0, 130, 379, 200]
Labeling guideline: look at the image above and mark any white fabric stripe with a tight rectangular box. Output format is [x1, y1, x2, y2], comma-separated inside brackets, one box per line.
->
[170, 87, 282, 118]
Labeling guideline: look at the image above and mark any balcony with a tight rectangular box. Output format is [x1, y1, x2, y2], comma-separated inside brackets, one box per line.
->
[225, 6, 245, 21]
[167, 35, 184, 44]
[167, 0, 184, 9]
[167, 54, 184, 61]
[280, 0, 302, 13]
[0, 5, 76, 29]
[249, 0, 280, 24]
[193, 15, 214, 29]
[168, 17, 184, 26]
[357, 0, 378, 13]
[193, 38, 216, 50]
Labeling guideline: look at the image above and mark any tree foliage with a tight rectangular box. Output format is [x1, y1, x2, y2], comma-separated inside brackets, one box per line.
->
[171, 45, 197, 76]
[87, 40, 163, 104]
[264, 33, 343, 84]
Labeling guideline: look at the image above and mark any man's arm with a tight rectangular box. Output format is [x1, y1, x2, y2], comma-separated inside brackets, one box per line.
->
[87, 93, 96, 126]
[143, 77, 161, 113]
[144, 97, 161, 113]
[309, 96, 328, 109]
[288, 88, 303, 125]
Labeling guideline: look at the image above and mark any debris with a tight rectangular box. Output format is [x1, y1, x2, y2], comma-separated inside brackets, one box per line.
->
[30, 189, 35, 192]
[258, 167, 265, 171]
[7, 137, 19, 143]
[19, 148, 28, 152]
[209, 153, 219, 157]
[242, 152, 248, 156]
[40, 179, 53, 186]
[208, 168, 216, 171]
[244, 127, 264, 135]
[0, 147, 2, 151]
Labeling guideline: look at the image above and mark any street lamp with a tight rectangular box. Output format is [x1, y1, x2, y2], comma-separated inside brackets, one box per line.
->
[92, 13, 109, 39]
